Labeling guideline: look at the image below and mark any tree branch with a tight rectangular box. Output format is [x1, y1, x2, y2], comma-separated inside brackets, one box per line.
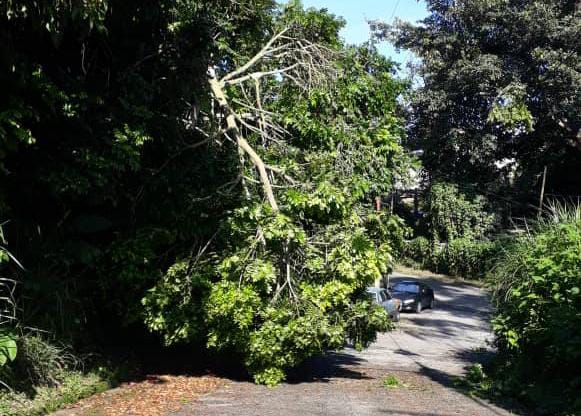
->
[221, 28, 289, 83]
[208, 69, 279, 211]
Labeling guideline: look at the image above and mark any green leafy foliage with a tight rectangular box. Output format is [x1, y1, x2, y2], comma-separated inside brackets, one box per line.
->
[402, 182, 497, 279]
[372, 0, 581, 209]
[0, 0, 272, 343]
[141, 3, 409, 384]
[404, 237, 498, 280]
[489, 204, 581, 414]
[434, 239, 498, 279]
[488, 84, 535, 134]
[0, 332, 17, 367]
[424, 182, 496, 242]
[0, 369, 111, 416]
[1, 0, 408, 391]
[144, 201, 397, 385]
[1, 225, 19, 381]
[142, 261, 211, 346]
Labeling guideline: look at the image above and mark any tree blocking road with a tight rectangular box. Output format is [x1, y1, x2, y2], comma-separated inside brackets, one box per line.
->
[175, 271, 515, 416]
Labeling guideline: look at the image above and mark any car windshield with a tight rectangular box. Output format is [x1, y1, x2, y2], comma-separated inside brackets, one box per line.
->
[367, 292, 378, 303]
[392, 283, 419, 293]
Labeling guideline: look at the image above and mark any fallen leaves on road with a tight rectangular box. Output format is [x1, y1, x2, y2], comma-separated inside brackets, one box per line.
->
[59, 374, 227, 416]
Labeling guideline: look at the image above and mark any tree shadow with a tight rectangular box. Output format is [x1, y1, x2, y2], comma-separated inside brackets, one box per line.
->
[286, 350, 370, 384]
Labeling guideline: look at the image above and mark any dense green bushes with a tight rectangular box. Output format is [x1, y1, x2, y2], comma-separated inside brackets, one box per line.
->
[0, 332, 114, 416]
[137, 2, 412, 385]
[436, 238, 498, 279]
[489, 204, 581, 414]
[401, 181, 498, 279]
[424, 183, 496, 242]
[0, 370, 110, 416]
[403, 236, 431, 269]
[404, 237, 497, 279]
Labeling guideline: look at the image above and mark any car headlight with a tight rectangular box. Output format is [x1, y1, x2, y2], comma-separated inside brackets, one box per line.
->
[403, 299, 414, 304]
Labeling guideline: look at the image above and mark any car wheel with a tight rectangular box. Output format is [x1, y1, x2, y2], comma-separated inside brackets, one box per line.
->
[415, 301, 422, 313]
[392, 311, 400, 322]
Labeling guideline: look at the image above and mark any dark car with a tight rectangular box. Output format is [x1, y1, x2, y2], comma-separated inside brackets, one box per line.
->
[366, 287, 401, 322]
[389, 281, 434, 313]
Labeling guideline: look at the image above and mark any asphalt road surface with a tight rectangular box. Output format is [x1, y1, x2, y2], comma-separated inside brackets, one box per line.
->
[174, 271, 518, 416]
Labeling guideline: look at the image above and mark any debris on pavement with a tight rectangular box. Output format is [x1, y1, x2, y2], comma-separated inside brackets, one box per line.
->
[53, 374, 227, 416]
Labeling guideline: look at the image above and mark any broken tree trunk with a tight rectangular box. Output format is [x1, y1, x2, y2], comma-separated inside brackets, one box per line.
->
[207, 68, 279, 212]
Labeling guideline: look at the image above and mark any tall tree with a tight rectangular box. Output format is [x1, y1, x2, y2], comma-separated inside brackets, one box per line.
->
[0, 0, 276, 338]
[372, 0, 580, 207]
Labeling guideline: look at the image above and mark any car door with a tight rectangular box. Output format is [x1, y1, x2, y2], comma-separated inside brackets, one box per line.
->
[379, 290, 389, 311]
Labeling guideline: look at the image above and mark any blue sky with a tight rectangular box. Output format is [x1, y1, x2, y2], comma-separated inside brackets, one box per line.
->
[288, 0, 428, 70]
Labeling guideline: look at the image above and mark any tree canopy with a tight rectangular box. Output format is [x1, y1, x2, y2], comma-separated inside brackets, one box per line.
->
[372, 0, 580, 207]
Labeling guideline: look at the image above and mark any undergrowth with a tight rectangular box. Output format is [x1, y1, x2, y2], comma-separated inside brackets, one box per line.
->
[0, 333, 118, 416]
[0, 370, 111, 416]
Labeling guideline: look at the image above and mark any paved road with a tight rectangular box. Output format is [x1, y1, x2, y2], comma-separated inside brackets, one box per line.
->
[175, 272, 517, 416]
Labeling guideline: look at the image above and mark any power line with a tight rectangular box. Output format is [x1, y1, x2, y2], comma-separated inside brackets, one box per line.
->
[389, 0, 402, 21]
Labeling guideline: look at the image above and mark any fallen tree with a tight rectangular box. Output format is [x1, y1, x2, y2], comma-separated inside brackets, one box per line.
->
[143, 4, 413, 385]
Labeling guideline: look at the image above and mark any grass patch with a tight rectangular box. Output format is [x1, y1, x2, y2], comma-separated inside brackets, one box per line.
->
[381, 374, 406, 389]
[453, 364, 491, 395]
[0, 369, 112, 416]
[0, 333, 126, 416]
[453, 363, 532, 415]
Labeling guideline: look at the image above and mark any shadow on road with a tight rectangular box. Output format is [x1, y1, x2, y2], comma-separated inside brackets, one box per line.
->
[286, 351, 371, 383]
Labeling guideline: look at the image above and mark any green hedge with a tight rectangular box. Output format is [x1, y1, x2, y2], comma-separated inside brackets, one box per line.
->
[434, 238, 498, 279]
[402, 236, 432, 268]
[403, 236, 498, 279]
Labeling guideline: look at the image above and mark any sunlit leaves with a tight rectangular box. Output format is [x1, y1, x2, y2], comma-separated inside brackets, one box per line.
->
[373, 0, 581, 195]
[137, 2, 409, 386]
[490, 205, 581, 409]
[488, 84, 534, 134]
[425, 182, 496, 242]
[0, 331, 18, 367]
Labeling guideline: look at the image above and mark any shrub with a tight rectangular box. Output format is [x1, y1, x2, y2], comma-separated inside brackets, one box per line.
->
[16, 334, 79, 387]
[0, 370, 110, 416]
[143, 205, 395, 385]
[424, 182, 496, 242]
[489, 203, 581, 414]
[403, 236, 431, 268]
[1, 333, 80, 392]
[401, 182, 499, 279]
[403, 236, 497, 279]
[434, 238, 498, 279]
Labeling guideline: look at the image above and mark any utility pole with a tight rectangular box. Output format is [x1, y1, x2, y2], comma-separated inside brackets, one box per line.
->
[538, 165, 547, 212]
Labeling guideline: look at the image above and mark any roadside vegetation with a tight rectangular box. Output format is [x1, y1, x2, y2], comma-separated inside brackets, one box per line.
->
[488, 203, 581, 414]
[400, 182, 500, 280]
[0, 0, 579, 414]
[0, 0, 407, 409]
[0, 328, 116, 416]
